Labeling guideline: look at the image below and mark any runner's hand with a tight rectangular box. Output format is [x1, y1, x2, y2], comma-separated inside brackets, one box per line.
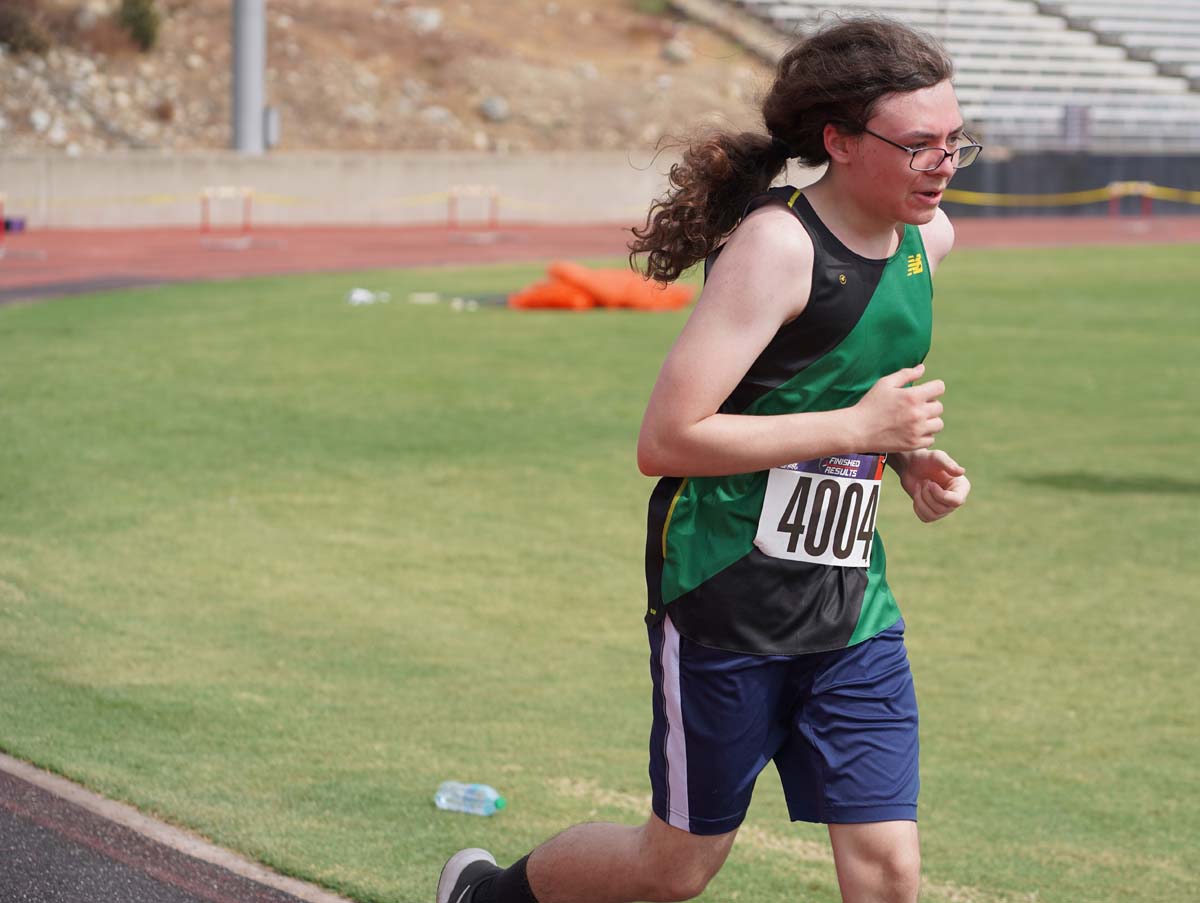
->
[851, 364, 945, 452]
[897, 449, 971, 523]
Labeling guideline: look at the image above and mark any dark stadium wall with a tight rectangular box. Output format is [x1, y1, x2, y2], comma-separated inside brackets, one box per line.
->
[943, 154, 1200, 217]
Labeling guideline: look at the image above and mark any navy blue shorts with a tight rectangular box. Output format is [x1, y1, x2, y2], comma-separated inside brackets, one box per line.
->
[648, 614, 918, 835]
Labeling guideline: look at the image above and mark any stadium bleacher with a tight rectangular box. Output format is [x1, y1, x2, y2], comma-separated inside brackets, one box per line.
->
[731, 0, 1200, 152]
[1042, 0, 1200, 80]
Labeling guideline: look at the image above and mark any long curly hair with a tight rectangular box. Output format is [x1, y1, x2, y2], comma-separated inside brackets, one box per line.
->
[629, 17, 954, 283]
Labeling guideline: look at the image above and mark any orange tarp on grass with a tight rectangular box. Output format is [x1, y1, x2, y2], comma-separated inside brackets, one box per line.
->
[507, 262, 695, 312]
[507, 278, 593, 311]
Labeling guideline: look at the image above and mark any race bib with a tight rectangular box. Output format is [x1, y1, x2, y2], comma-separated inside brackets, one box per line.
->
[754, 454, 885, 567]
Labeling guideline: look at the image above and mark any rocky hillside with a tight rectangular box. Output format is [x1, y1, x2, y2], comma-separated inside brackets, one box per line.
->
[1, 0, 774, 154]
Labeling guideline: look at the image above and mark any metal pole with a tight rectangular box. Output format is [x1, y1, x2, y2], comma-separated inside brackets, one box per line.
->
[232, 0, 266, 154]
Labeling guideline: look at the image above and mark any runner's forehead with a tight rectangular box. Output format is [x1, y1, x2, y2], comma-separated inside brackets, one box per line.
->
[897, 123, 966, 143]
[871, 81, 963, 140]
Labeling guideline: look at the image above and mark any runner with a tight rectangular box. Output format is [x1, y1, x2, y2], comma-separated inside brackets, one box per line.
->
[438, 16, 976, 903]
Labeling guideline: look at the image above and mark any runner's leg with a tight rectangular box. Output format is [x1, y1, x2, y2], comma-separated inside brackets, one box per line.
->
[525, 812, 736, 902]
[450, 614, 782, 903]
[772, 620, 921, 903]
[828, 820, 920, 903]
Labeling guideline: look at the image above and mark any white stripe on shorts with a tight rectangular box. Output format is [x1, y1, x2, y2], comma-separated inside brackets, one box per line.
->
[661, 616, 689, 831]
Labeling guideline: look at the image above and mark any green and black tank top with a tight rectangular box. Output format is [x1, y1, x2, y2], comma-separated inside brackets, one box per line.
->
[643, 186, 934, 655]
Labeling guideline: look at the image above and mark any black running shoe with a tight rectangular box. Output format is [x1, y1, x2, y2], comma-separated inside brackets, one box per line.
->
[437, 848, 500, 903]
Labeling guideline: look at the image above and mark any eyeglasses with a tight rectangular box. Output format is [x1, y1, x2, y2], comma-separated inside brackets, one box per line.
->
[861, 128, 983, 172]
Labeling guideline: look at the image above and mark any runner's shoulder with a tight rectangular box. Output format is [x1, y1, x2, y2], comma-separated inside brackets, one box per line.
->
[919, 207, 955, 269]
[731, 200, 814, 261]
[708, 200, 815, 301]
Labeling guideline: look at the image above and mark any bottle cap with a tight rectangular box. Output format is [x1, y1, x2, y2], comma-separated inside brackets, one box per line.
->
[494, 797, 507, 810]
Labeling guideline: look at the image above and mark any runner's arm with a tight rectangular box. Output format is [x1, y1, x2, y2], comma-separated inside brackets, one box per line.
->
[918, 207, 955, 275]
[890, 449, 971, 522]
[892, 205, 956, 482]
[637, 206, 945, 478]
[889, 208, 970, 520]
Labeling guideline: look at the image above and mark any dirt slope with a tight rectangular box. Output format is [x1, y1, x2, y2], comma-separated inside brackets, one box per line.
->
[1, 0, 774, 154]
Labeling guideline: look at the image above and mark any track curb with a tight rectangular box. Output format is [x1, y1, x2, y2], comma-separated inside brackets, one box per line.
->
[0, 751, 357, 903]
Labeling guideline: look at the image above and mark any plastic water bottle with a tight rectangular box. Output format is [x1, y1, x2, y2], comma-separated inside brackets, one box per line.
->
[434, 781, 507, 817]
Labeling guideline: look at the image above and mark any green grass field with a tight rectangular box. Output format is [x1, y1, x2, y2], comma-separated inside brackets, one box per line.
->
[1, 244, 1197, 903]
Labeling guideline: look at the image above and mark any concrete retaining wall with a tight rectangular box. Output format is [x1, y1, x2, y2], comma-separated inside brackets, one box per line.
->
[0, 151, 821, 229]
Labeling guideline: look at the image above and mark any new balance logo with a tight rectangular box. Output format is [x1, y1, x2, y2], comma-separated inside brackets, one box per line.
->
[906, 254, 924, 276]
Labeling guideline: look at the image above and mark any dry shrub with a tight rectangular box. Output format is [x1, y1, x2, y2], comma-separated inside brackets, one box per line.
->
[0, 0, 52, 54]
[118, 0, 160, 51]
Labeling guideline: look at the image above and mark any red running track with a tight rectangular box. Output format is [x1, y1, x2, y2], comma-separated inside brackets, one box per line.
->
[1, 217, 1198, 303]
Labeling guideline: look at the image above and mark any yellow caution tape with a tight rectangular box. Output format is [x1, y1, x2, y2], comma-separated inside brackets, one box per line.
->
[250, 191, 307, 206]
[376, 191, 452, 207]
[499, 195, 646, 217]
[218, 190, 451, 208]
[31, 192, 190, 208]
[944, 182, 1200, 207]
[1144, 184, 1200, 204]
[1, 190, 452, 210]
[942, 186, 1113, 206]
[10, 183, 1198, 214]
[493, 196, 557, 212]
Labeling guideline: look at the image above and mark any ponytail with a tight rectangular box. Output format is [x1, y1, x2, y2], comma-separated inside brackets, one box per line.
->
[629, 16, 953, 284]
[628, 132, 791, 284]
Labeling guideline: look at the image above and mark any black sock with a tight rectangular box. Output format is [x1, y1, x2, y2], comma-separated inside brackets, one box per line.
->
[472, 854, 538, 903]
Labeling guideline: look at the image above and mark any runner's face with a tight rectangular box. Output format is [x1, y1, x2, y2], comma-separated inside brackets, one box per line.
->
[851, 79, 964, 225]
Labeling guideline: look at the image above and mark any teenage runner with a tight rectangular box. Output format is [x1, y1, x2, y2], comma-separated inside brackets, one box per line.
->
[438, 17, 977, 903]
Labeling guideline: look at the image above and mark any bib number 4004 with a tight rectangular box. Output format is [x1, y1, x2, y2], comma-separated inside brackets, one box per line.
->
[755, 471, 880, 567]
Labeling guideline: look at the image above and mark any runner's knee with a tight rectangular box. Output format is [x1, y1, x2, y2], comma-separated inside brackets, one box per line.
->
[883, 846, 921, 901]
[831, 821, 921, 903]
[644, 857, 721, 901]
[857, 845, 920, 903]
[640, 816, 733, 901]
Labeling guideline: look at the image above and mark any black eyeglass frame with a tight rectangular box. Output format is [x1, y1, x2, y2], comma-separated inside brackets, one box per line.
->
[860, 127, 984, 172]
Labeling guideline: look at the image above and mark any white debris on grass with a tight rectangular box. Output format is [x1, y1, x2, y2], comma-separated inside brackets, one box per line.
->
[346, 287, 391, 305]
